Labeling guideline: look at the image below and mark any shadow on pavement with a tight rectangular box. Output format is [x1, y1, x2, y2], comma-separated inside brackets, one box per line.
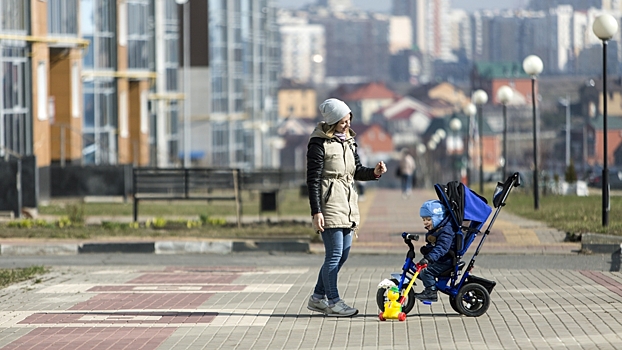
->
[611, 247, 621, 272]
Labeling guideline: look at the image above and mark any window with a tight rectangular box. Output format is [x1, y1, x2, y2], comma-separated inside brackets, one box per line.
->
[48, 0, 79, 36]
[0, 0, 27, 31]
[37, 62, 47, 121]
[82, 79, 117, 164]
[71, 63, 80, 118]
[167, 100, 179, 164]
[127, 0, 152, 70]
[119, 91, 128, 138]
[1, 47, 30, 156]
[81, 0, 115, 69]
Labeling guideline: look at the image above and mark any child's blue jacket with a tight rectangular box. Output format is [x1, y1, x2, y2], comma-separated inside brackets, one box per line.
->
[423, 221, 456, 263]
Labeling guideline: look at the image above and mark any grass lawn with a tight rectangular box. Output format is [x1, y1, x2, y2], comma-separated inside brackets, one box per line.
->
[494, 186, 622, 236]
[39, 188, 311, 217]
[0, 266, 47, 289]
[7, 186, 622, 239]
[1, 189, 315, 240]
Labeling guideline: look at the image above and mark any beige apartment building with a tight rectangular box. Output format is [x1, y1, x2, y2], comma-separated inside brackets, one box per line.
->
[1, 0, 184, 201]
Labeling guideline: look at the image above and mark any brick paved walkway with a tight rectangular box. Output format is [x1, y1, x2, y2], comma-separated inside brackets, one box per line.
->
[0, 263, 620, 349]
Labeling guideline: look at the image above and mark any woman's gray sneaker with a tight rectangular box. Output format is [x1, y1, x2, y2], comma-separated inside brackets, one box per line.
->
[325, 300, 358, 317]
[307, 296, 329, 313]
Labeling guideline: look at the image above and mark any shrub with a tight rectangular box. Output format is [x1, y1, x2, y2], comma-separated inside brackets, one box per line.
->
[199, 214, 225, 226]
[147, 217, 167, 228]
[66, 203, 85, 225]
[8, 219, 33, 229]
[565, 160, 578, 183]
[56, 216, 72, 228]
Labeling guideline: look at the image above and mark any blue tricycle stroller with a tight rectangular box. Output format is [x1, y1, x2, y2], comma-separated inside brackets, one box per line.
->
[376, 172, 521, 317]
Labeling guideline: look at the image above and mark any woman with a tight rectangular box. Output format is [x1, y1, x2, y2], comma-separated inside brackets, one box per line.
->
[306, 98, 387, 317]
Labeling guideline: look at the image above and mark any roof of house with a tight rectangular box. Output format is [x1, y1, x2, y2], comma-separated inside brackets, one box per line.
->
[351, 123, 388, 136]
[390, 108, 416, 120]
[279, 78, 314, 90]
[590, 115, 622, 130]
[375, 96, 431, 118]
[408, 82, 444, 99]
[473, 62, 530, 79]
[342, 82, 399, 101]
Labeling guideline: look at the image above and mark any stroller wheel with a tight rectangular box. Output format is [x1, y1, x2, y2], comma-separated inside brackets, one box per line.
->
[376, 279, 416, 314]
[448, 296, 460, 314]
[455, 283, 490, 317]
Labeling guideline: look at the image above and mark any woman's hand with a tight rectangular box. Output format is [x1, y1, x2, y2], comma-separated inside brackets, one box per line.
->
[312, 213, 324, 233]
[374, 161, 387, 176]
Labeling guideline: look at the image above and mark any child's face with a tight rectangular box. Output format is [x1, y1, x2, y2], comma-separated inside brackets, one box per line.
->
[422, 216, 433, 231]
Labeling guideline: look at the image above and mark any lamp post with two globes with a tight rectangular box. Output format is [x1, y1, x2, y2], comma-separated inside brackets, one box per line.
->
[522, 55, 543, 210]
[473, 90, 488, 194]
[497, 86, 513, 180]
[593, 14, 619, 227]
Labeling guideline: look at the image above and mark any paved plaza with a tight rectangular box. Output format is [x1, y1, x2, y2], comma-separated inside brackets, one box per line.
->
[0, 262, 621, 349]
[0, 188, 619, 349]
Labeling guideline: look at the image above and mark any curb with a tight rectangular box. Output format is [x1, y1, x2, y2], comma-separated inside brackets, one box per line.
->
[0, 240, 311, 256]
[580, 233, 622, 254]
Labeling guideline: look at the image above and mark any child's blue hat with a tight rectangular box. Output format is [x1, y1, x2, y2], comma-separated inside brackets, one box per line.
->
[420, 200, 447, 229]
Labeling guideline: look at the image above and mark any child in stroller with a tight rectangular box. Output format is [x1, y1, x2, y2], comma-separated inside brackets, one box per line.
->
[415, 199, 455, 303]
[376, 173, 521, 317]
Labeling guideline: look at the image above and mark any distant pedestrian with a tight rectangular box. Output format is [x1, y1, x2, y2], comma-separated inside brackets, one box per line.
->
[399, 148, 416, 197]
[306, 98, 387, 317]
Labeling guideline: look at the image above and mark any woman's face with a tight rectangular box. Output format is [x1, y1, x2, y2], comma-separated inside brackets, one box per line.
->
[334, 114, 351, 133]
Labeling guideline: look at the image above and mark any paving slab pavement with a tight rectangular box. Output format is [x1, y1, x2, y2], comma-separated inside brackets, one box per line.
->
[0, 262, 621, 349]
[341, 187, 580, 255]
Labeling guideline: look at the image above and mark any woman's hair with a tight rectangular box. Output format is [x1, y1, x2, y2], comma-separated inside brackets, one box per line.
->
[322, 113, 353, 137]
[323, 123, 338, 137]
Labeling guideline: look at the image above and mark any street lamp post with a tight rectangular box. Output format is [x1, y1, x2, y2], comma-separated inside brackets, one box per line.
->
[593, 14, 619, 227]
[497, 85, 513, 180]
[427, 139, 437, 188]
[176, 0, 191, 168]
[449, 117, 463, 181]
[463, 103, 476, 187]
[523, 55, 544, 210]
[559, 95, 571, 167]
[473, 89, 488, 194]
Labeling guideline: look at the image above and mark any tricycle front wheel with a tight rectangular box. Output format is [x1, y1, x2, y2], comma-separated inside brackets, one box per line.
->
[376, 279, 416, 314]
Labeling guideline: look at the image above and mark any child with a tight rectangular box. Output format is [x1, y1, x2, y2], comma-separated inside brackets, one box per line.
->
[415, 199, 456, 302]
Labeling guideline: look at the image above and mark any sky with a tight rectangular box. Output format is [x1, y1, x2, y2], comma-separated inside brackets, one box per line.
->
[276, 0, 527, 13]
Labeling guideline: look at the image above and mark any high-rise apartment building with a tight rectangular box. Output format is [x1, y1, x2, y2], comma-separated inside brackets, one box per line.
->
[310, 12, 390, 82]
[392, 0, 452, 61]
[0, 0, 182, 202]
[207, 0, 281, 169]
[278, 12, 325, 85]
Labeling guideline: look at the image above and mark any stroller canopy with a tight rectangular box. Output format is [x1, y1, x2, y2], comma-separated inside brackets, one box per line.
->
[434, 181, 492, 229]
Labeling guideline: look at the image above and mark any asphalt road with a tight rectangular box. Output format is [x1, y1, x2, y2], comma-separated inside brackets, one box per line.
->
[0, 251, 619, 272]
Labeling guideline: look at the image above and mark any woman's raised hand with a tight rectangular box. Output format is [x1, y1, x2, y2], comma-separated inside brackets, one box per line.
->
[374, 161, 387, 176]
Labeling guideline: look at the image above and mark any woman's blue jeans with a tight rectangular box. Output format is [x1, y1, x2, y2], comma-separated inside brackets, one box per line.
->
[313, 228, 352, 304]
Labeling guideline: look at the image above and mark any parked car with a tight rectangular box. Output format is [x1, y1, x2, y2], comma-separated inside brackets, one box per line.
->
[587, 167, 622, 189]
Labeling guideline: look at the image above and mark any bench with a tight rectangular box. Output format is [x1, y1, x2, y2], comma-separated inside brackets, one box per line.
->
[132, 168, 241, 227]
